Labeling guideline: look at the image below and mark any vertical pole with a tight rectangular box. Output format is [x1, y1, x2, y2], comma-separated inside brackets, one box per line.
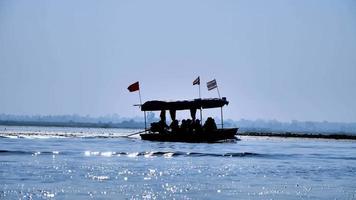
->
[198, 83, 201, 99]
[200, 108, 203, 125]
[144, 111, 147, 130]
[199, 83, 203, 125]
[139, 89, 146, 131]
[220, 106, 224, 129]
[216, 86, 221, 99]
[138, 89, 142, 106]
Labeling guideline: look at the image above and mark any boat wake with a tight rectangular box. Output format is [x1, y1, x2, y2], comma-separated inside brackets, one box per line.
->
[0, 150, 60, 155]
[0, 132, 136, 139]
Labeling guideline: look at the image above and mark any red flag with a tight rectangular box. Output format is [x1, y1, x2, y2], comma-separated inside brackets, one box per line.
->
[193, 76, 200, 85]
[127, 81, 139, 92]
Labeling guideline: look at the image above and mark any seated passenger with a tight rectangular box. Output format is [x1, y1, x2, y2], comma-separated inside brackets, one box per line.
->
[159, 120, 168, 130]
[151, 120, 168, 133]
[193, 119, 202, 133]
[180, 119, 188, 133]
[203, 117, 217, 132]
[186, 119, 193, 133]
[169, 120, 179, 133]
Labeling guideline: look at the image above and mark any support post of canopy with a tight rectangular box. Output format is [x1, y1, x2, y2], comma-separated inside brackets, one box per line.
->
[200, 107, 203, 125]
[220, 106, 224, 129]
[144, 111, 147, 130]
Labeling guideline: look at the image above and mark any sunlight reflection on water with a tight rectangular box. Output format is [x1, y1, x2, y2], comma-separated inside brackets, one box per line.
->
[0, 127, 356, 199]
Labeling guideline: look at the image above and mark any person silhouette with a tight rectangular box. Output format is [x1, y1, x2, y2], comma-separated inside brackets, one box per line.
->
[203, 117, 217, 132]
[169, 120, 179, 133]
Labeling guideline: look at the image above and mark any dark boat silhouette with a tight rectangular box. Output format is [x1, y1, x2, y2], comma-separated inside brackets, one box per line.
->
[138, 97, 238, 143]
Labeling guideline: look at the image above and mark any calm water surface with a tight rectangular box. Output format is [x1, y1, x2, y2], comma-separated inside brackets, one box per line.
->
[0, 126, 356, 199]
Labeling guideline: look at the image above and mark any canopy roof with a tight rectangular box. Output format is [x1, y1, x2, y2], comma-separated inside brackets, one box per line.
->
[141, 98, 229, 111]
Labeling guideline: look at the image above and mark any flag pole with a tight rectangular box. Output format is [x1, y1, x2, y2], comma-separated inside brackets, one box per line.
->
[138, 89, 147, 130]
[199, 80, 202, 125]
[138, 89, 142, 106]
[199, 83, 201, 99]
[216, 86, 221, 99]
[194, 76, 203, 125]
[216, 81, 222, 128]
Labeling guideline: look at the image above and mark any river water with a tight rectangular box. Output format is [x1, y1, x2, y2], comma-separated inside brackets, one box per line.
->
[0, 126, 355, 199]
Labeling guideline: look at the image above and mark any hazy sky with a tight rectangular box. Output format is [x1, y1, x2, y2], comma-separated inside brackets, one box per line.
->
[1, 0, 356, 122]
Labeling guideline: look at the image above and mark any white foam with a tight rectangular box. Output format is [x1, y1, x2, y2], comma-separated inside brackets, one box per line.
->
[101, 152, 114, 157]
[164, 152, 174, 158]
[127, 152, 139, 157]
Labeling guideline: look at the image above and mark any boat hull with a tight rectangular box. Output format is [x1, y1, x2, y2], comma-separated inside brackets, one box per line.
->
[140, 128, 238, 143]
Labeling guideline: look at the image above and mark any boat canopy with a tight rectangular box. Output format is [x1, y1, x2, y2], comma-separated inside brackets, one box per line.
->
[141, 98, 229, 111]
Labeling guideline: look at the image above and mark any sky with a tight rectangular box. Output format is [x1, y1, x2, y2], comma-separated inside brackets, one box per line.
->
[0, 0, 356, 122]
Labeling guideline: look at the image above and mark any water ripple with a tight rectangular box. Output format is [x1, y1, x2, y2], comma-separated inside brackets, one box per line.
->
[2, 149, 356, 161]
[83, 150, 261, 158]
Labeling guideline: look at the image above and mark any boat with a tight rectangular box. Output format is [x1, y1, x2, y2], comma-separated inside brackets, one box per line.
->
[138, 97, 238, 143]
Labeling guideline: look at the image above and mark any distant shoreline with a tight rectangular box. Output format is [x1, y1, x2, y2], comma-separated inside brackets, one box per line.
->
[0, 120, 144, 129]
[238, 132, 356, 140]
[1, 120, 356, 140]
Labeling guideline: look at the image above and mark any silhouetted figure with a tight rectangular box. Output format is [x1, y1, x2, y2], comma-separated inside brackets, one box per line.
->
[169, 120, 179, 133]
[159, 120, 168, 131]
[203, 117, 217, 132]
[151, 120, 168, 133]
[186, 119, 193, 133]
[193, 119, 202, 133]
[180, 119, 188, 133]
[150, 122, 160, 132]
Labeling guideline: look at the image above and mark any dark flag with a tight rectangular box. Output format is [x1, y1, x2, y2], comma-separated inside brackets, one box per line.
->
[207, 79, 217, 91]
[127, 81, 139, 92]
[193, 76, 200, 85]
